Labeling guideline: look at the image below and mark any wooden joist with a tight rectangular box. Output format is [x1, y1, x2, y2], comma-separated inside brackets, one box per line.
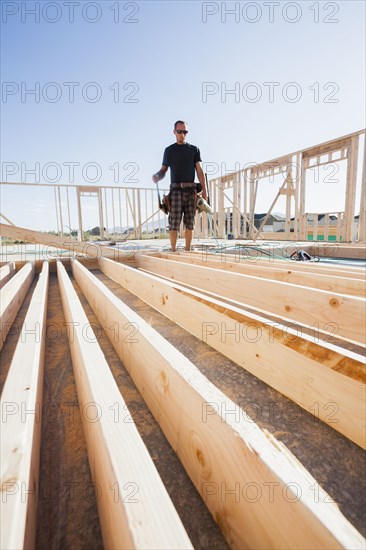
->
[0, 222, 136, 262]
[189, 251, 365, 279]
[0, 262, 35, 351]
[0, 262, 49, 550]
[56, 261, 192, 550]
[71, 258, 365, 549]
[9, 258, 99, 274]
[308, 244, 365, 260]
[159, 253, 365, 297]
[99, 257, 365, 449]
[138, 255, 366, 346]
[0, 262, 16, 289]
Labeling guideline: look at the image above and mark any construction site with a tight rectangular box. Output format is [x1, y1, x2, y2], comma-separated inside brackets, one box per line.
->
[1, 129, 365, 549]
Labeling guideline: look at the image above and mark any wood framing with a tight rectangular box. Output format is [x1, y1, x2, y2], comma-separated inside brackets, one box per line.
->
[137, 255, 366, 346]
[57, 261, 192, 550]
[0, 262, 49, 550]
[253, 175, 290, 241]
[9, 258, 99, 274]
[308, 243, 366, 260]
[1, 181, 170, 243]
[0, 128, 365, 548]
[1, 130, 365, 243]
[0, 262, 16, 289]
[0, 223, 137, 262]
[99, 256, 365, 449]
[190, 251, 365, 278]
[70, 258, 364, 549]
[158, 253, 365, 297]
[203, 129, 365, 241]
[302, 137, 351, 161]
[0, 261, 35, 351]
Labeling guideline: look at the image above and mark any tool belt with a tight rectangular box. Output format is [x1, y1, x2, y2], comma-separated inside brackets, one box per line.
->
[160, 194, 170, 214]
[171, 182, 197, 190]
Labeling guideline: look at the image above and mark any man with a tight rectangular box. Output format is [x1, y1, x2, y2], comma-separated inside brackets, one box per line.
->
[152, 120, 207, 252]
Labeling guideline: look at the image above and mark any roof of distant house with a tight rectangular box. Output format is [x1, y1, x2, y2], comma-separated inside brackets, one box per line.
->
[254, 213, 285, 221]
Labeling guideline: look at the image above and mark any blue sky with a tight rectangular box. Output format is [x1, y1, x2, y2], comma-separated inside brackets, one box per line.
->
[1, 0, 365, 231]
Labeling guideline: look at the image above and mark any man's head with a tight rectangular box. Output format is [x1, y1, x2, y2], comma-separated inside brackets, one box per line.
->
[174, 120, 188, 144]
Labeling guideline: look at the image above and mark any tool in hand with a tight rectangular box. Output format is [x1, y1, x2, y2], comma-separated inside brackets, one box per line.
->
[197, 173, 213, 213]
[155, 179, 169, 215]
[196, 196, 213, 214]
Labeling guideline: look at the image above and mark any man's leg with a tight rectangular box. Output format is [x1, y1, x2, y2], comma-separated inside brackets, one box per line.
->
[185, 229, 193, 251]
[182, 191, 195, 252]
[170, 230, 178, 252]
[168, 191, 182, 251]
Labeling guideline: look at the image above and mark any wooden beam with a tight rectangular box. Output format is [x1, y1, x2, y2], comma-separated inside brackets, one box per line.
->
[336, 213, 343, 242]
[0, 262, 49, 550]
[10, 258, 73, 274]
[253, 177, 288, 241]
[250, 172, 257, 239]
[285, 167, 293, 239]
[137, 255, 366, 346]
[0, 213, 15, 225]
[243, 170, 248, 238]
[76, 186, 83, 239]
[0, 223, 136, 262]
[313, 214, 318, 241]
[72, 258, 365, 549]
[137, 189, 142, 239]
[56, 261, 192, 550]
[343, 135, 359, 242]
[307, 243, 366, 260]
[299, 154, 307, 240]
[57, 186, 64, 236]
[158, 254, 365, 297]
[0, 262, 16, 289]
[188, 251, 365, 279]
[0, 262, 35, 351]
[250, 155, 290, 176]
[99, 256, 365, 449]
[324, 214, 330, 242]
[206, 243, 364, 264]
[54, 187, 60, 234]
[98, 188, 105, 240]
[128, 206, 164, 241]
[357, 134, 366, 242]
[178, 249, 366, 272]
[293, 153, 301, 239]
[213, 180, 258, 239]
[254, 257, 364, 278]
[217, 179, 225, 238]
[243, 131, 364, 170]
[302, 137, 352, 160]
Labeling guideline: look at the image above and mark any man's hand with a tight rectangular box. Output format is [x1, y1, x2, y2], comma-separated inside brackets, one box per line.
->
[195, 162, 208, 201]
[153, 167, 167, 184]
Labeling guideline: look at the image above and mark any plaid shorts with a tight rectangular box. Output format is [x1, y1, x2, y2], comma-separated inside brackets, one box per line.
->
[168, 189, 196, 231]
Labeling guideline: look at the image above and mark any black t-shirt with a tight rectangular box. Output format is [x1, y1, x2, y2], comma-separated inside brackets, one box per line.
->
[162, 143, 202, 185]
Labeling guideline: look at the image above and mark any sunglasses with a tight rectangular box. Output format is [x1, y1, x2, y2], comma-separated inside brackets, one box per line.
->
[175, 130, 188, 135]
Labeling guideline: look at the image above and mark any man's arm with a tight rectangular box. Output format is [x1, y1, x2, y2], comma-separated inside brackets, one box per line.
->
[152, 165, 168, 184]
[196, 162, 207, 199]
